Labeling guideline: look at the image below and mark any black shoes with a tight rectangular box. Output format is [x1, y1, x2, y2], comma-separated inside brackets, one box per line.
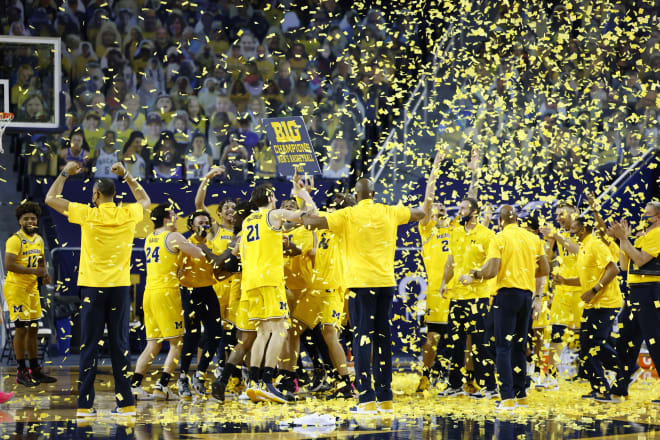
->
[16, 368, 39, 387]
[30, 367, 57, 383]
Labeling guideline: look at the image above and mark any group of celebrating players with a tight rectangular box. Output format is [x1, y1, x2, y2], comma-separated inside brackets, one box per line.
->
[4, 153, 660, 413]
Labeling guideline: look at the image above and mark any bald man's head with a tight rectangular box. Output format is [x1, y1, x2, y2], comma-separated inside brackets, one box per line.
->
[499, 205, 517, 226]
[355, 178, 375, 202]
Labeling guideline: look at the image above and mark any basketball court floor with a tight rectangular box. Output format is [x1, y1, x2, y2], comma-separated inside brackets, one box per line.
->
[0, 366, 658, 439]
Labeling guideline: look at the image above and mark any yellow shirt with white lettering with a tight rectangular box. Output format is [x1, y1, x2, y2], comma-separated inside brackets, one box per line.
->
[448, 223, 495, 299]
[486, 224, 545, 293]
[418, 220, 451, 291]
[4, 231, 44, 291]
[144, 231, 179, 290]
[67, 202, 143, 287]
[577, 234, 622, 309]
[326, 199, 410, 288]
[628, 227, 660, 284]
[240, 208, 285, 291]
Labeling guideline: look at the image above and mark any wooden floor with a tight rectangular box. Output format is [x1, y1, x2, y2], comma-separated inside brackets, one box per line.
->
[0, 366, 658, 439]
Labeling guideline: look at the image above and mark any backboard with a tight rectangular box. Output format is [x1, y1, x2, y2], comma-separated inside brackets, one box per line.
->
[0, 35, 64, 132]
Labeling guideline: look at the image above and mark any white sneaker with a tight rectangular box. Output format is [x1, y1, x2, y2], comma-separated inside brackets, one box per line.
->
[544, 376, 559, 391]
[238, 391, 250, 401]
[132, 386, 154, 401]
[469, 388, 498, 399]
[153, 382, 176, 401]
[214, 366, 223, 379]
[531, 373, 546, 389]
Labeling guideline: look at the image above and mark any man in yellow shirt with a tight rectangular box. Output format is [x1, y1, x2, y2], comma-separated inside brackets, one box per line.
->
[302, 178, 426, 414]
[439, 197, 496, 398]
[609, 201, 660, 404]
[462, 206, 549, 410]
[45, 160, 151, 418]
[241, 183, 316, 404]
[540, 201, 581, 384]
[561, 216, 622, 402]
[415, 152, 452, 393]
[130, 204, 206, 401]
[3, 202, 55, 387]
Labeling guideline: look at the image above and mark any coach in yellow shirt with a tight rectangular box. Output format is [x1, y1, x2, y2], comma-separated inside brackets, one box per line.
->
[462, 206, 549, 410]
[609, 201, 660, 404]
[562, 216, 622, 402]
[302, 178, 426, 414]
[438, 197, 496, 398]
[46, 160, 151, 418]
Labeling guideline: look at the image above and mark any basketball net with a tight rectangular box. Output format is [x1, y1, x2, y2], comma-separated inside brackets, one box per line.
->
[0, 112, 14, 154]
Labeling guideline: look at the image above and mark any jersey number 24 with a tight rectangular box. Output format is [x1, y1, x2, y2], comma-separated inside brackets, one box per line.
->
[146, 246, 160, 263]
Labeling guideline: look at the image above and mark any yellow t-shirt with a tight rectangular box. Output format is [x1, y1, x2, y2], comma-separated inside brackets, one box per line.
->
[554, 231, 581, 283]
[283, 226, 314, 290]
[178, 234, 215, 288]
[144, 231, 179, 290]
[486, 224, 545, 293]
[67, 202, 143, 287]
[448, 223, 495, 299]
[326, 199, 410, 288]
[240, 208, 285, 291]
[4, 231, 44, 290]
[628, 227, 660, 284]
[577, 234, 622, 309]
[84, 127, 105, 156]
[418, 220, 451, 290]
[301, 227, 342, 291]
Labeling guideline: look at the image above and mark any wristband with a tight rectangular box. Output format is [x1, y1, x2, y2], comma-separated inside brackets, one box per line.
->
[591, 287, 598, 294]
[60, 171, 68, 178]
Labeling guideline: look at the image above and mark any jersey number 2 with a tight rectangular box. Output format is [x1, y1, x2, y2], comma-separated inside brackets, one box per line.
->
[246, 224, 260, 242]
[146, 246, 160, 263]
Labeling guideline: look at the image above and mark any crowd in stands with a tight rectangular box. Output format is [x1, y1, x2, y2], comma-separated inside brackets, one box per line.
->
[2, 0, 429, 184]
[430, 1, 659, 181]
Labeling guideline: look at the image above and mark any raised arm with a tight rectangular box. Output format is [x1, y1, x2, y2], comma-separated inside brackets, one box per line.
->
[195, 166, 225, 211]
[45, 161, 80, 215]
[111, 162, 151, 211]
[586, 191, 612, 245]
[466, 147, 482, 200]
[420, 151, 443, 225]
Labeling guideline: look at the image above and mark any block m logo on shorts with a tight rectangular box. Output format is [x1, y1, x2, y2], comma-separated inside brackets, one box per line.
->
[332, 310, 341, 319]
[279, 301, 287, 310]
[13, 305, 23, 313]
[175, 321, 183, 329]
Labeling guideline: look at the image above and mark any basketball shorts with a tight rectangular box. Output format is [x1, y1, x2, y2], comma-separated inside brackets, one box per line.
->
[223, 276, 242, 328]
[143, 287, 184, 340]
[246, 285, 289, 321]
[426, 284, 450, 324]
[4, 283, 41, 322]
[213, 278, 232, 321]
[293, 289, 343, 328]
[550, 287, 584, 329]
[234, 292, 257, 332]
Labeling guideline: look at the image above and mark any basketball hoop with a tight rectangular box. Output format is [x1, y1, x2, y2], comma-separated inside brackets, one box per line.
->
[0, 112, 14, 154]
